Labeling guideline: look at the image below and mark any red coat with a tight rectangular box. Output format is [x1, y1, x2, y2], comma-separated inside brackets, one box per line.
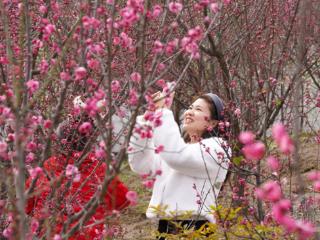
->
[26, 152, 129, 239]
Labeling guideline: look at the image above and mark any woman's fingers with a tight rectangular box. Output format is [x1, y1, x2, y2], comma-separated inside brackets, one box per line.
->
[152, 91, 163, 102]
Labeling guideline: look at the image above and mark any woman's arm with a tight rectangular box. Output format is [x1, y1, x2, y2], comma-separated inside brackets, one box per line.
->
[127, 116, 159, 175]
[153, 109, 229, 179]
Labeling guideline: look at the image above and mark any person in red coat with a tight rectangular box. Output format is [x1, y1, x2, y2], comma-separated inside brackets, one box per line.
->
[26, 115, 129, 239]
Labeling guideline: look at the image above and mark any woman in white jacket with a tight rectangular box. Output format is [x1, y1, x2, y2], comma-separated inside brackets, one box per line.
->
[128, 91, 230, 238]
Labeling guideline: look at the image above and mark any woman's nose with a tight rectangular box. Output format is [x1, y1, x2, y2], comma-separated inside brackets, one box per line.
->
[184, 109, 194, 117]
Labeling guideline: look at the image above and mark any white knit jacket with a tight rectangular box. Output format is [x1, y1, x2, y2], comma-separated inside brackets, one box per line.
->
[128, 108, 230, 222]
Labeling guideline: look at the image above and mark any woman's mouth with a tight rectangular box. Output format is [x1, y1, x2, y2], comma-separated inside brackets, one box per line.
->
[184, 118, 193, 124]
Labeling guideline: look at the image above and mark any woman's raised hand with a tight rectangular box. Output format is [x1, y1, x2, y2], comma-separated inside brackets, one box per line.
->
[152, 90, 175, 110]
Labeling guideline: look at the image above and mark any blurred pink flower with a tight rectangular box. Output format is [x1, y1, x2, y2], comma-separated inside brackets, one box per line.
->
[209, 3, 219, 13]
[313, 181, 320, 192]
[43, 119, 52, 129]
[126, 191, 138, 206]
[155, 145, 164, 154]
[142, 179, 155, 189]
[65, 164, 81, 182]
[0, 142, 7, 153]
[278, 135, 294, 155]
[266, 156, 280, 171]
[153, 40, 164, 53]
[26, 152, 35, 163]
[307, 171, 320, 181]
[2, 227, 13, 239]
[272, 123, 286, 143]
[53, 234, 62, 240]
[152, 5, 162, 18]
[78, 122, 92, 135]
[234, 108, 241, 117]
[295, 220, 316, 240]
[28, 167, 43, 179]
[87, 58, 100, 70]
[44, 23, 56, 35]
[239, 131, 255, 145]
[129, 89, 138, 106]
[277, 215, 297, 233]
[168, 2, 183, 13]
[74, 67, 87, 81]
[60, 71, 71, 81]
[130, 72, 141, 83]
[272, 199, 291, 220]
[111, 80, 121, 93]
[242, 141, 265, 161]
[26, 79, 40, 94]
[272, 123, 294, 155]
[95, 147, 106, 159]
[256, 181, 282, 202]
[31, 219, 39, 233]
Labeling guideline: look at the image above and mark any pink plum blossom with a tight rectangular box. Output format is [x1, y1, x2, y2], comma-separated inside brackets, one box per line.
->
[111, 80, 121, 93]
[272, 123, 295, 155]
[129, 89, 138, 105]
[142, 179, 155, 189]
[60, 72, 71, 81]
[256, 181, 282, 202]
[155, 145, 164, 154]
[234, 108, 241, 117]
[28, 167, 43, 179]
[130, 72, 141, 83]
[126, 191, 138, 206]
[74, 67, 87, 81]
[272, 123, 286, 142]
[307, 170, 320, 181]
[87, 59, 100, 70]
[278, 135, 294, 155]
[242, 141, 265, 161]
[295, 220, 316, 240]
[153, 40, 164, 53]
[82, 16, 100, 30]
[53, 234, 62, 240]
[168, 2, 183, 14]
[26, 80, 39, 94]
[152, 5, 162, 18]
[26, 152, 35, 163]
[238, 131, 255, 145]
[39, 5, 47, 14]
[65, 164, 81, 182]
[31, 219, 39, 233]
[43, 119, 53, 129]
[2, 227, 13, 239]
[314, 181, 320, 191]
[266, 156, 280, 171]
[0, 142, 7, 153]
[209, 3, 219, 13]
[272, 198, 291, 219]
[78, 122, 92, 135]
[44, 24, 56, 36]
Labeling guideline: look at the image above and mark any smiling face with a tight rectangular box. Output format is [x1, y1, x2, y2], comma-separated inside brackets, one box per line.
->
[182, 98, 217, 141]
